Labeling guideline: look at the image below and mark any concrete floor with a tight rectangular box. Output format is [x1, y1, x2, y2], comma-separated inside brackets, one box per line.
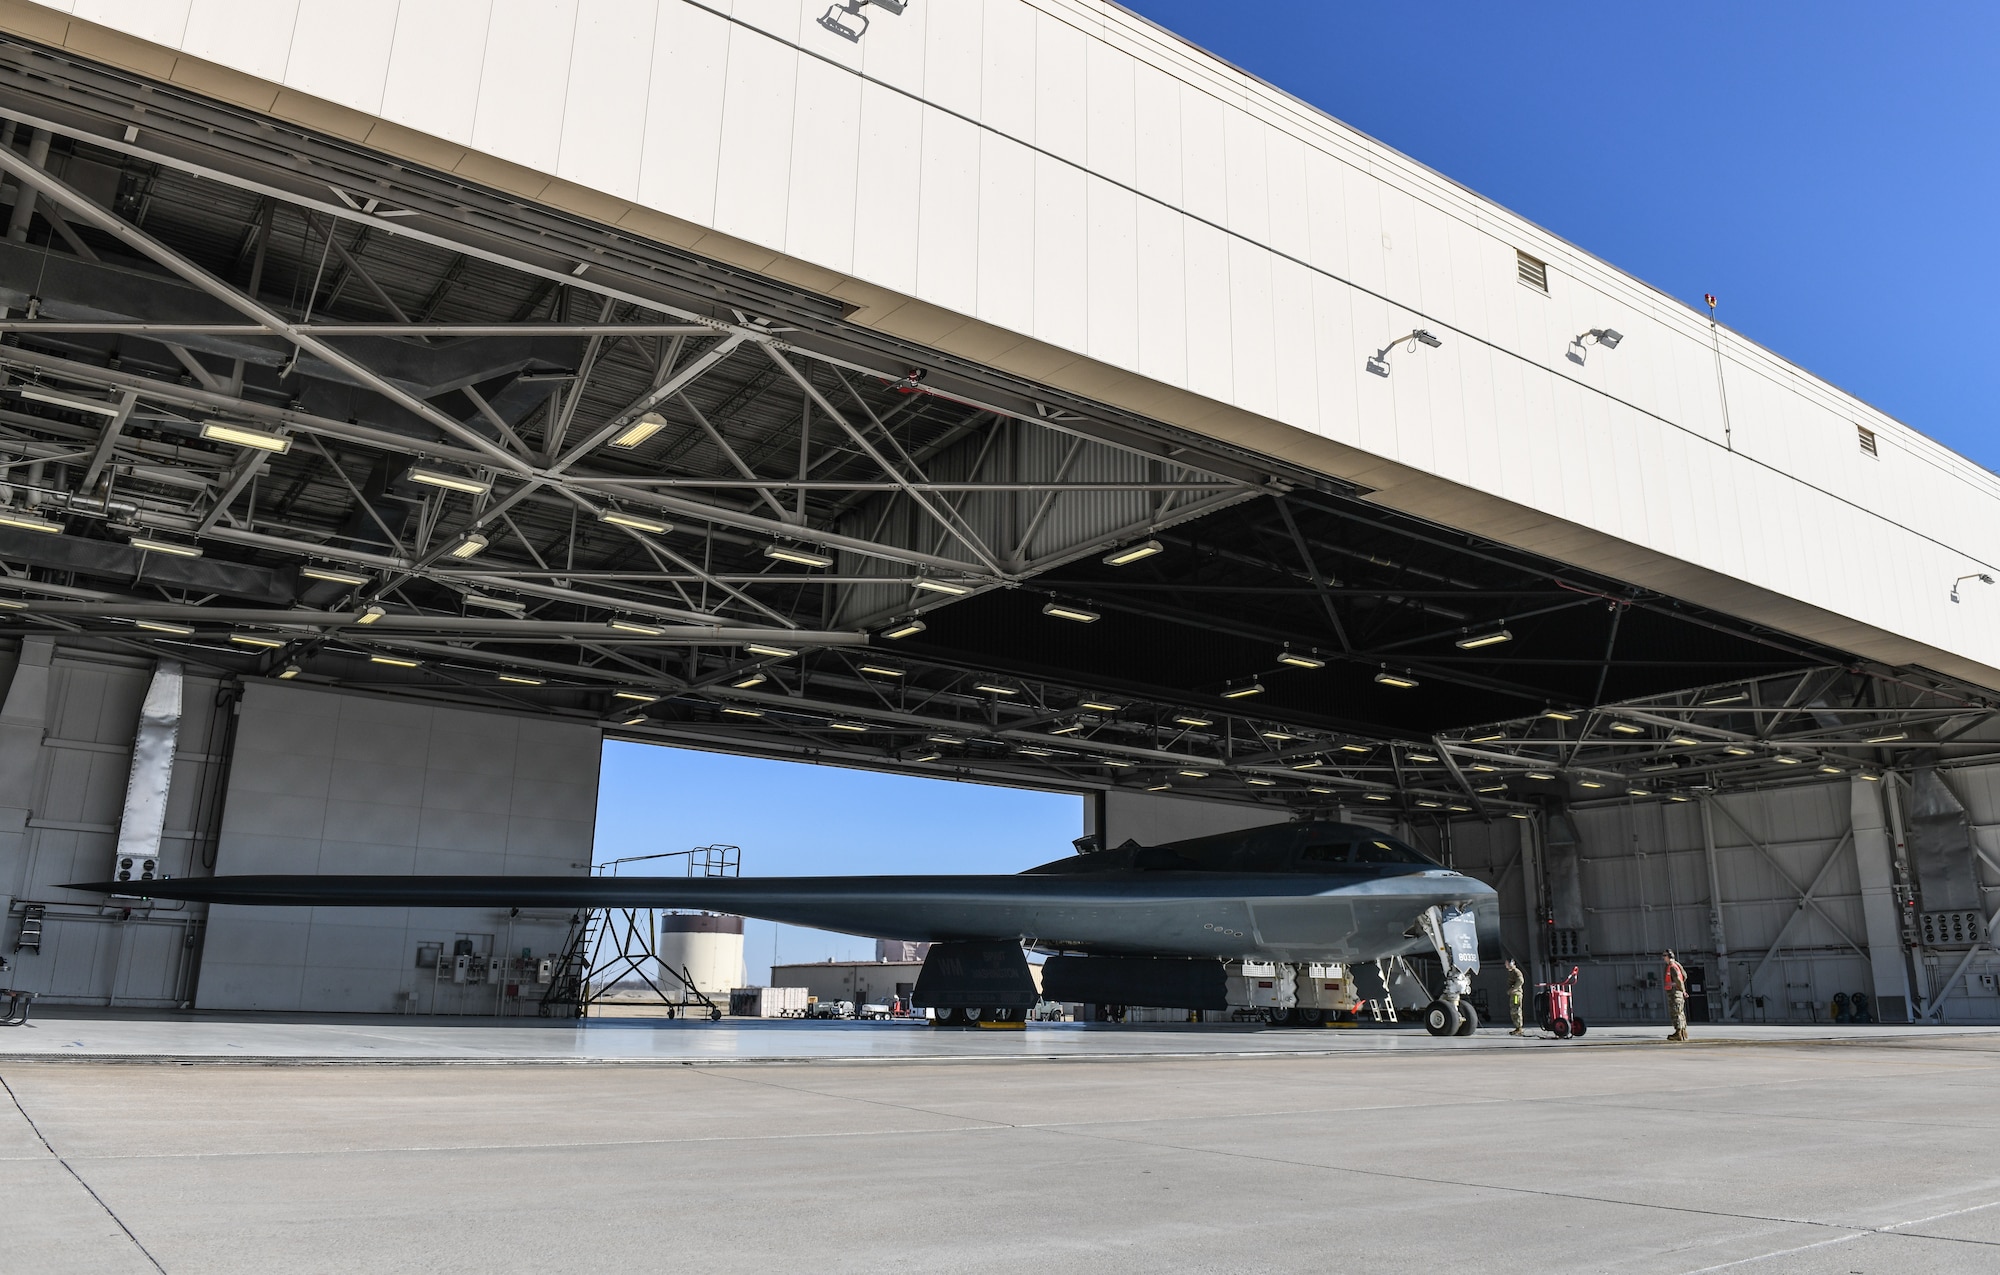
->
[5, 1023, 2000, 1273]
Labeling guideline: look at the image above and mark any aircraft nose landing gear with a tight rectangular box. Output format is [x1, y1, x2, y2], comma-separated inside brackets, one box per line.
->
[1414, 904, 1482, 1038]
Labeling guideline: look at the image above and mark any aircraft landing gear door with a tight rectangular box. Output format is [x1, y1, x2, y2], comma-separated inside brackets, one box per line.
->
[1416, 905, 1482, 1038]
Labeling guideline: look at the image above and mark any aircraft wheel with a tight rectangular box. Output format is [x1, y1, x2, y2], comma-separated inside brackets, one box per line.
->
[1571, 1016, 1587, 1037]
[1424, 1000, 1460, 1037]
[1454, 1001, 1478, 1036]
[1298, 1007, 1325, 1026]
[1552, 1016, 1572, 1038]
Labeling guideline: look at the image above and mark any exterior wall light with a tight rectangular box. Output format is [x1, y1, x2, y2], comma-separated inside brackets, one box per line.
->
[1951, 572, 1994, 603]
[1567, 328, 1625, 365]
[1366, 329, 1442, 377]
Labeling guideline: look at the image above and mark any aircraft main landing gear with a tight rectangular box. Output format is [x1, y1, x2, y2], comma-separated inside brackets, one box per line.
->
[1414, 904, 1483, 1038]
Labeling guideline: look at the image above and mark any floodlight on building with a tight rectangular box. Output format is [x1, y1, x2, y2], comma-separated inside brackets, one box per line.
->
[1042, 601, 1101, 623]
[1456, 629, 1512, 650]
[1103, 540, 1163, 567]
[135, 619, 195, 635]
[1373, 671, 1419, 689]
[302, 564, 372, 587]
[1951, 573, 1995, 603]
[765, 544, 834, 568]
[746, 643, 798, 659]
[601, 510, 674, 535]
[127, 534, 202, 558]
[406, 465, 490, 495]
[882, 619, 927, 640]
[1050, 724, 1082, 735]
[1509, 811, 1532, 820]
[1365, 329, 1442, 377]
[201, 420, 291, 453]
[446, 532, 489, 559]
[609, 412, 668, 449]
[913, 578, 973, 595]
[1567, 328, 1625, 364]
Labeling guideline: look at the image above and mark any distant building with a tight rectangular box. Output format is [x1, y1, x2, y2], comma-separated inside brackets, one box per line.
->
[875, 939, 931, 963]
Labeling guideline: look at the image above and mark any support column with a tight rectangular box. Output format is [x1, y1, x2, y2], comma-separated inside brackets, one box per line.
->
[0, 636, 53, 921]
[1884, 774, 1922, 1019]
[1518, 814, 1545, 988]
[1858, 777, 1915, 1022]
[1699, 797, 1733, 1020]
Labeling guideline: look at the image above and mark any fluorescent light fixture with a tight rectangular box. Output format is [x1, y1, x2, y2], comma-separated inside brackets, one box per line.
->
[1173, 715, 1213, 728]
[973, 683, 1018, 696]
[722, 707, 764, 718]
[1103, 759, 1135, 768]
[498, 674, 544, 686]
[1345, 744, 1376, 755]
[765, 544, 835, 568]
[1724, 746, 1753, 757]
[1866, 732, 1908, 744]
[913, 578, 973, 595]
[407, 466, 491, 495]
[0, 508, 62, 534]
[1668, 795, 1691, 803]
[135, 619, 195, 635]
[1292, 761, 1325, 770]
[446, 532, 489, 560]
[277, 663, 302, 680]
[370, 654, 420, 668]
[1859, 772, 1881, 782]
[1146, 784, 1173, 792]
[1080, 700, 1122, 713]
[621, 716, 649, 727]
[1609, 722, 1645, 735]
[1103, 540, 1163, 567]
[1456, 629, 1512, 649]
[1468, 764, 1497, 773]
[827, 720, 870, 733]
[1526, 772, 1556, 781]
[1449, 804, 1471, 813]
[732, 674, 767, 689]
[1050, 724, 1082, 735]
[1246, 777, 1277, 786]
[608, 619, 666, 635]
[1509, 811, 1532, 820]
[1041, 601, 1101, 623]
[0, 598, 23, 608]
[1309, 786, 1336, 796]
[1018, 746, 1057, 757]
[17, 386, 120, 415]
[746, 644, 798, 659]
[601, 511, 674, 535]
[1476, 784, 1506, 794]
[1221, 683, 1265, 699]
[1276, 651, 1326, 670]
[926, 735, 962, 746]
[229, 634, 284, 649]
[1374, 672, 1419, 689]
[1819, 765, 1844, 774]
[882, 619, 927, 640]
[1627, 788, 1650, 797]
[1261, 731, 1297, 742]
[613, 691, 660, 703]
[610, 412, 668, 449]
[1469, 732, 1505, 743]
[1543, 709, 1577, 722]
[1416, 799, 1442, 808]
[1365, 793, 1391, 802]
[355, 604, 386, 625]
[128, 535, 201, 558]
[1177, 769, 1209, 779]
[1703, 692, 1748, 706]
[201, 421, 291, 453]
[858, 664, 904, 677]
[1579, 780, 1605, 789]
[1670, 735, 1702, 746]
[302, 565, 371, 586]
[1773, 755, 1802, 765]
[909, 752, 941, 763]
[463, 594, 525, 615]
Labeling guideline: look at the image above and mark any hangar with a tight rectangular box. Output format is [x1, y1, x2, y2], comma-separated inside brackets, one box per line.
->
[0, 0, 1997, 1037]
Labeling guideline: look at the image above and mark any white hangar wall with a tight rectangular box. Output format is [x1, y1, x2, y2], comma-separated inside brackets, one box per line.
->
[196, 682, 598, 1012]
[14, 0, 2000, 688]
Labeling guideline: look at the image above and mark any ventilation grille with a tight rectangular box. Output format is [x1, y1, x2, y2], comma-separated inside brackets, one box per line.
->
[1858, 424, 1878, 457]
[1516, 250, 1548, 292]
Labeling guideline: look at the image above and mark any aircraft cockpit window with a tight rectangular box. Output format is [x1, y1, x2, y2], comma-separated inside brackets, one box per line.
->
[1294, 834, 1353, 866]
[1353, 837, 1439, 866]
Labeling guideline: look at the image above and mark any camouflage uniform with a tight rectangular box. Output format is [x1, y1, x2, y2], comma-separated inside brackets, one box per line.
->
[1664, 952, 1688, 1041]
[1506, 961, 1525, 1035]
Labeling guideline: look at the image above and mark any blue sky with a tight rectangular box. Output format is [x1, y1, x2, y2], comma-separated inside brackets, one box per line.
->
[594, 741, 1081, 981]
[1125, 1, 2000, 471]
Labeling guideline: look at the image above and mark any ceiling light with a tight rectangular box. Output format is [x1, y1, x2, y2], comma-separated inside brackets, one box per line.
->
[926, 735, 962, 746]
[1627, 788, 1650, 797]
[1456, 629, 1512, 650]
[1819, 765, 1844, 774]
[1374, 671, 1418, 689]
[201, 420, 291, 453]
[882, 619, 927, 640]
[1468, 764, 1496, 773]
[1018, 746, 1057, 757]
[1448, 805, 1471, 813]
[1246, 777, 1277, 787]
[614, 691, 660, 704]
[463, 594, 526, 616]
[406, 466, 490, 495]
[277, 663, 302, 680]
[1724, 746, 1754, 757]
[369, 654, 420, 668]
[355, 604, 386, 625]
[620, 716, 648, 727]
[1416, 799, 1443, 808]
[913, 578, 973, 595]
[1609, 722, 1645, 735]
[229, 634, 284, 649]
[973, 682, 1017, 696]
[1103, 759, 1135, 768]
[765, 544, 834, 568]
[827, 720, 869, 733]
[732, 674, 767, 690]
[608, 619, 666, 636]
[1509, 811, 1531, 820]
[1859, 772, 1881, 782]
[1365, 793, 1390, 802]
[1344, 744, 1375, 755]
[1103, 540, 1163, 566]
[135, 619, 195, 635]
[1670, 735, 1702, 746]
[1469, 732, 1504, 743]
[1543, 709, 1577, 722]
[746, 644, 798, 659]
[0, 598, 24, 608]
[1221, 683, 1264, 699]
[1668, 795, 1691, 803]
[16, 386, 120, 415]
[1309, 786, 1336, 795]
[909, 751, 941, 763]
[0, 508, 62, 534]
[447, 532, 490, 559]
[1080, 700, 1121, 713]
[1174, 715, 1213, 728]
[127, 535, 202, 558]
[610, 412, 668, 449]
[1050, 724, 1082, 735]
[858, 664, 903, 677]
[498, 674, 544, 686]
[1292, 760, 1325, 770]
[1276, 651, 1326, 670]
[1526, 772, 1556, 781]
[1042, 601, 1101, 623]
[302, 564, 371, 587]
[1773, 756, 1803, 765]
[1476, 784, 1506, 793]
[1261, 731, 1297, 742]
[1866, 732, 1908, 745]
[722, 707, 764, 718]
[1703, 692, 1748, 706]
[1178, 769, 1209, 779]
[1579, 780, 1604, 789]
[1146, 783, 1173, 792]
[601, 511, 673, 535]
